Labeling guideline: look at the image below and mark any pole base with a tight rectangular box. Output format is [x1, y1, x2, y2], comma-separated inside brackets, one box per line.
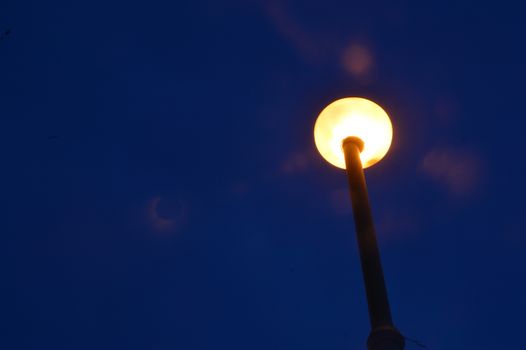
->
[367, 327, 405, 350]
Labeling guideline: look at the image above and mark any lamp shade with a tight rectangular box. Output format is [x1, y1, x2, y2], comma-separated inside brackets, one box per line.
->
[314, 97, 393, 169]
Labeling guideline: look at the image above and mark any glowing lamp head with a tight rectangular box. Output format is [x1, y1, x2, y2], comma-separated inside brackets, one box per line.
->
[314, 97, 393, 169]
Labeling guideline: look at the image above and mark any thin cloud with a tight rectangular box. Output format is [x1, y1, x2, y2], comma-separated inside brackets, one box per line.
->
[262, 0, 320, 62]
[341, 43, 374, 78]
[146, 196, 186, 234]
[281, 151, 311, 175]
[420, 147, 483, 197]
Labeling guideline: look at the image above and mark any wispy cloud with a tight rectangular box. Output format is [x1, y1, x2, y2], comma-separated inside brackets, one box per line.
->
[146, 195, 186, 234]
[420, 147, 483, 197]
[341, 43, 374, 79]
[280, 151, 312, 175]
[262, 0, 320, 62]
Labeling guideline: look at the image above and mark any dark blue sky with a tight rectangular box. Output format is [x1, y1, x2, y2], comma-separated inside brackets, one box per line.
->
[2, 1, 526, 349]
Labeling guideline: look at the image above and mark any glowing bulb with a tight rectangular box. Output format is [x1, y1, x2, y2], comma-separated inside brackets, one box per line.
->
[314, 97, 392, 169]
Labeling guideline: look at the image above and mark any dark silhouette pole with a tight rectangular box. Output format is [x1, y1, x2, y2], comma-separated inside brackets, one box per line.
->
[342, 136, 405, 350]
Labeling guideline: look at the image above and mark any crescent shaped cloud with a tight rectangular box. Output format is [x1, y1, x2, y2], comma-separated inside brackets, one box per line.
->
[147, 196, 184, 233]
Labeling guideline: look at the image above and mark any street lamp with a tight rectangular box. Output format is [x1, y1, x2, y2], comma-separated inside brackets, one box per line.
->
[314, 97, 405, 350]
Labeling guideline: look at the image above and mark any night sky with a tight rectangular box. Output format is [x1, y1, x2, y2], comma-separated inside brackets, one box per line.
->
[2, 1, 526, 349]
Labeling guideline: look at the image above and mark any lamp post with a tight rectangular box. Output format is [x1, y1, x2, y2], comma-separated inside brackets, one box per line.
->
[314, 97, 405, 350]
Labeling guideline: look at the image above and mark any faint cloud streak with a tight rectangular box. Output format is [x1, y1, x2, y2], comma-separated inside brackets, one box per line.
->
[421, 148, 483, 197]
[146, 196, 186, 234]
[278, 150, 318, 175]
[262, 0, 319, 61]
[281, 151, 312, 175]
[341, 43, 374, 78]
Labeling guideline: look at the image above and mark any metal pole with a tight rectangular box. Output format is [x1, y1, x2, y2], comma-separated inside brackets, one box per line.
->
[342, 136, 405, 350]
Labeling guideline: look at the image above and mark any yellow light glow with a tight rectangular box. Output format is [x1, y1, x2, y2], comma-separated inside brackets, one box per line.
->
[314, 97, 392, 169]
